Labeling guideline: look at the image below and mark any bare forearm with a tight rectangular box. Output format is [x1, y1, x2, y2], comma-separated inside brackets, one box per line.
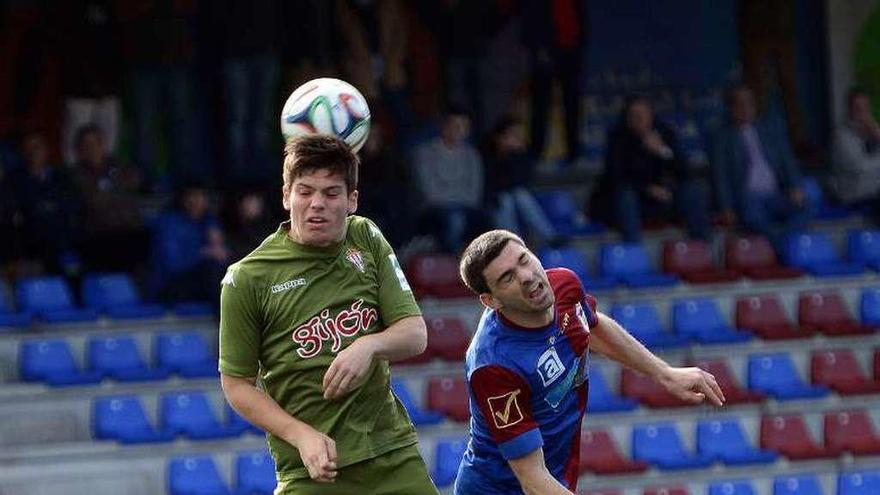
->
[221, 374, 308, 448]
[591, 312, 671, 381]
[508, 449, 575, 495]
[360, 315, 427, 361]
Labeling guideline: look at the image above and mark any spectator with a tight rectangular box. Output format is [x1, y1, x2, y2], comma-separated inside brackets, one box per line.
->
[593, 96, 710, 242]
[413, 107, 487, 253]
[712, 85, 808, 249]
[223, 189, 275, 261]
[828, 88, 880, 213]
[149, 183, 229, 304]
[71, 124, 147, 272]
[486, 115, 558, 245]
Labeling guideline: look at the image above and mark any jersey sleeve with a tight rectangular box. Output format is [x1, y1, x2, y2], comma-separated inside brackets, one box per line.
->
[469, 365, 543, 460]
[218, 264, 263, 377]
[362, 218, 421, 326]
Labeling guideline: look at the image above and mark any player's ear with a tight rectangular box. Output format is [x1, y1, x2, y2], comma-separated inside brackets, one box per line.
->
[282, 184, 291, 211]
[347, 189, 358, 214]
[479, 292, 502, 310]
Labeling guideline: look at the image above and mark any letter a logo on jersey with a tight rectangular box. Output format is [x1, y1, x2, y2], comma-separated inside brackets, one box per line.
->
[487, 389, 524, 429]
[345, 248, 365, 273]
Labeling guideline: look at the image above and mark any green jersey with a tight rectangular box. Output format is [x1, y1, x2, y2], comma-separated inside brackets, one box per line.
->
[219, 215, 421, 482]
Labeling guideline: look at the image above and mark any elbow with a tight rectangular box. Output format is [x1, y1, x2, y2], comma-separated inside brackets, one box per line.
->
[411, 317, 428, 355]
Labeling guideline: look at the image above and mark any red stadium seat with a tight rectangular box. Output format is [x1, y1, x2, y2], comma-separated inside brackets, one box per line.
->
[760, 414, 836, 460]
[875, 349, 880, 380]
[620, 368, 690, 408]
[662, 240, 739, 284]
[725, 235, 803, 280]
[691, 359, 765, 405]
[799, 291, 872, 336]
[579, 428, 649, 475]
[578, 490, 623, 495]
[644, 487, 691, 495]
[407, 254, 472, 299]
[426, 317, 470, 361]
[824, 410, 880, 456]
[427, 376, 470, 422]
[736, 294, 809, 340]
[811, 349, 880, 395]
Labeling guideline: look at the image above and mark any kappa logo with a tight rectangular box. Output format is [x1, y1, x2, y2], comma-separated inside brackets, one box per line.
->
[346, 248, 366, 273]
[271, 278, 307, 294]
[487, 389, 524, 429]
[574, 302, 591, 334]
[536, 347, 565, 386]
[221, 267, 238, 287]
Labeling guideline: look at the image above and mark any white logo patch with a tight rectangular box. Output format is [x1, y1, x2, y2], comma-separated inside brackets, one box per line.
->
[537, 347, 565, 386]
[221, 268, 237, 287]
[271, 278, 308, 294]
[346, 248, 366, 273]
[388, 254, 412, 291]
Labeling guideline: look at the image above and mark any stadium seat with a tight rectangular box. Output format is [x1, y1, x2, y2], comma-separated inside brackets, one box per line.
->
[155, 331, 217, 378]
[875, 349, 880, 380]
[579, 428, 648, 475]
[407, 254, 472, 299]
[860, 287, 880, 328]
[837, 470, 880, 495]
[173, 301, 214, 317]
[631, 422, 713, 470]
[82, 273, 165, 319]
[539, 247, 616, 291]
[761, 414, 836, 460]
[803, 175, 852, 219]
[16, 276, 98, 323]
[692, 359, 765, 405]
[708, 480, 758, 495]
[586, 366, 638, 413]
[19, 339, 103, 386]
[810, 349, 880, 395]
[725, 235, 803, 280]
[427, 376, 470, 422]
[534, 189, 605, 236]
[697, 418, 778, 465]
[600, 243, 678, 288]
[643, 487, 690, 495]
[662, 240, 739, 284]
[610, 302, 688, 350]
[160, 391, 238, 439]
[88, 335, 169, 382]
[847, 230, 880, 270]
[0, 281, 30, 328]
[168, 455, 231, 495]
[621, 368, 690, 408]
[391, 378, 444, 426]
[672, 298, 752, 344]
[432, 437, 468, 487]
[225, 403, 262, 435]
[736, 294, 808, 340]
[425, 317, 470, 361]
[824, 410, 880, 456]
[578, 490, 622, 495]
[799, 291, 872, 336]
[93, 395, 174, 443]
[235, 450, 276, 495]
[748, 353, 829, 400]
[784, 232, 866, 277]
[772, 474, 824, 495]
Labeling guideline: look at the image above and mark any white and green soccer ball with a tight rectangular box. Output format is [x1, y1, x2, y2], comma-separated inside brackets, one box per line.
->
[280, 77, 371, 153]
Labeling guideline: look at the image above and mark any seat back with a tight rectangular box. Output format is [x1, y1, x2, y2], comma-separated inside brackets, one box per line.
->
[785, 232, 838, 268]
[17, 277, 75, 313]
[601, 243, 653, 278]
[168, 455, 229, 495]
[580, 428, 626, 465]
[824, 410, 879, 452]
[811, 349, 867, 385]
[587, 367, 620, 408]
[663, 240, 714, 275]
[847, 230, 880, 264]
[799, 291, 854, 327]
[427, 376, 469, 421]
[19, 339, 80, 381]
[426, 317, 469, 361]
[697, 419, 752, 457]
[673, 298, 726, 335]
[161, 391, 222, 433]
[611, 302, 665, 335]
[838, 470, 880, 495]
[708, 480, 757, 495]
[88, 335, 148, 374]
[643, 486, 690, 495]
[860, 287, 880, 325]
[761, 415, 818, 454]
[539, 247, 591, 281]
[82, 273, 141, 310]
[772, 474, 824, 495]
[407, 254, 469, 297]
[235, 450, 276, 495]
[749, 353, 805, 392]
[93, 395, 154, 440]
[534, 189, 579, 230]
[632, 423, 688, 462]
[726, 236, 779, 271]
[736, 295, 791, 330]
[155, 331, 212, 371]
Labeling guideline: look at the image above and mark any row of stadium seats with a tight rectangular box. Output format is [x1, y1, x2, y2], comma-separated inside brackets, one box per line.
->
[168, 452, 275, 495]
[0, 274, 211, 327]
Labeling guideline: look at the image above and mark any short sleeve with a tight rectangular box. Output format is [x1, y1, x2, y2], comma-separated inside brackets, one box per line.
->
[363, 219, 421, 326]
[469, 365, 542, 460]
[218, 265, 263, 377]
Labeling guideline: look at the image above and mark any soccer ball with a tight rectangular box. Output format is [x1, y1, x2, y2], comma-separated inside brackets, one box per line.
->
[280, 78, 371, 153]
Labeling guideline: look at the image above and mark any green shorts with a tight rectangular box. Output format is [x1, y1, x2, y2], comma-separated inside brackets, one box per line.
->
[274, 444, 439, 495]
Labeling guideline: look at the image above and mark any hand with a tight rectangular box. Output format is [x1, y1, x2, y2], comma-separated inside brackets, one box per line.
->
[288, 423, 337, 482]
[646, 185, 673, 203]
[658, 366, 725, 407]
[323, 338, 376, 399]
[789, 187, 805, 207]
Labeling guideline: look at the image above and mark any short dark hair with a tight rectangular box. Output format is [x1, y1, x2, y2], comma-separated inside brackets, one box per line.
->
[459, 230, 526, 294]
[283, 134, 359, 193]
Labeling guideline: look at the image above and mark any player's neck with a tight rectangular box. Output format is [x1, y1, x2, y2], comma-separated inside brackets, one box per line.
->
[498, 307, 554, 330]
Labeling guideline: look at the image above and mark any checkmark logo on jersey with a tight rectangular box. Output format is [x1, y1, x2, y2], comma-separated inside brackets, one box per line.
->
[487, 389, 523, 429]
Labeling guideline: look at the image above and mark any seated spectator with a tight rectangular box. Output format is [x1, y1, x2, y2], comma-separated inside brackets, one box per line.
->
[712, 85, 808, 250]
[413, 107, 488, 253]
[828, 88, 880, 213]
[72, 124, 148, 272]
[6, 130, 83, 273]
[149, 183, 229, 304]
[486, 115, 558, 245]
[223, 189, 275, 261]
[593, 95, 710, 242]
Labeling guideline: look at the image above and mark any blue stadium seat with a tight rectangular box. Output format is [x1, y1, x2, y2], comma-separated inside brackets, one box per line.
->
[432, 437, 468, 487]
[19, 339, 102, 386]
[672, 299, 752, 344]
[838, 470, 880, 495]
[93, 395, 174, 443]
[82, 273, 165, 319]
[697, 418, 777, 465]
[708, 480, 758, 495]
[168, 455, 231, 495]
[538, 247, 616, 291]
[155, 331, 217, 378]
[632, 422, 713, 470]
[587, 366, 638, 413]
[391, 378, 444, 426]
[161, 391, 238, 439]
[174, 301, 214, 317]
[610, 302, 688, 350]
[848, 230, 880, 271]
[225, 403, 262, 435]
[0, 281, 30, 328]
[773, 473, 824, 495]
[803, 176, 852, 220]
[784, 232, 865, 277]
[860, 287, 880, 327]
[748, 353, 829, 400]
[235, 450, 276, 495]
[16, 276, 98, 323]
[533, 190, 604, 236]
[600, 243, 678, 288]
[88, 335, 169, 382]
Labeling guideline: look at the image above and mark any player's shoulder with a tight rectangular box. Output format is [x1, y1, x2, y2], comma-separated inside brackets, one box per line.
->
[222, 228, 287, 288]
[468, 311, 517, 368]
[346, 215, 385, 245]
[547, 267, 585, 297]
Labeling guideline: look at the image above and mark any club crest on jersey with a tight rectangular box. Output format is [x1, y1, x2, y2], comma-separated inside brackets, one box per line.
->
[346, 248, 366, 273]
[536, 347, 566, 386]
[487, 389, 524, 429]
